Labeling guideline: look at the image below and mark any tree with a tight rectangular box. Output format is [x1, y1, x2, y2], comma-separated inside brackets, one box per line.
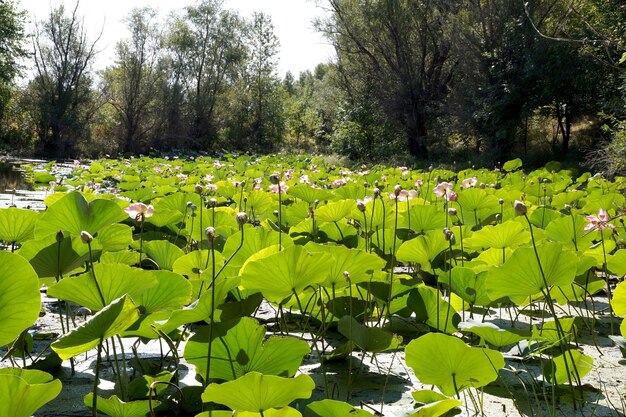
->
[0, 0, 28, 122]
[102, 7, 163, 153]
[317, 0, 460, 159]
[32, 2, 100, 157]
[247, 11, 283, 150]
[163, 0, 246, 148]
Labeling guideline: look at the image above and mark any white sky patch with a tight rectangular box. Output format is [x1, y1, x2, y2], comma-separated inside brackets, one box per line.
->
[18, 0, 334, 77]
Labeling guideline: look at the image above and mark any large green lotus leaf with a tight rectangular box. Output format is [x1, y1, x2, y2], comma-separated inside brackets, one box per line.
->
[101, 250, 141, 265]
[333, 184, 366, 201]
[201, 372, 315, 412]
[96, 223, 133, 252]
[35, 192, 127, 238]
[156, 276, 239, 333]
[471, 247, 513, 269]
[543, 350, 593, 385]
[304, 242, 385, 287]
[0, 207, 39, 243]
[551, 190, 585, 209]
[47, 263, 157, 312]
[121, 187, 155, 204]
[152, 192, 198, 216]
[407, 390, 462, 417]
[239, 245, 333, 304]
[143, 239, 184, 270]
[84, 393, 157, 417]
[399, 204, 447, 234]
[283, 201, 311, 228]
[146, 207, 184, 228]
[456, 188, 500, 225]
[52, 295, 141, 360]
[184, 317, 310, 381]
[397, 231, 449, 273]
[532, 318, 578, 345]
[608, 251, 626, 278]
[189, 207, 239, 243]
[584, 238, 616, 267]
[221, 226, 293, 278]
[337, 316, 402, 353]
[0, 251, 41, 346]
[464, 222, 530, 250]
[242, 190, 273, 218]
[317, 220, 356, 243]
[315, 200, 355, 223]
[408, 286, 460, 334]
[173, 250, 225, 280]
[486, 242, 578, 302]
[287, 184, 332, 204]
[502, 158, 523, 172]
[134, 270, 192, 313]
[0, 368, 62, 417]
[405, 333, 504, 396]
[196, 409, 301, 417]
[447, 267, 491, 306]
[529, 208, 563, 229]
[304, 399, 373, 417]
[370, 228, 404, 256]
[18, 233, 99, 279]
[582, 191, 624, 214]
[612, 281, 626, 316]
[458, 320, 530, 347]
[545, 215, 595, 251]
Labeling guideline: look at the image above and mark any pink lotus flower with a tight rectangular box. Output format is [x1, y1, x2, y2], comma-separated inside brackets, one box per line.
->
[584, 208, 615, 231]
[332, 178, 347, 188]
[213, 160, 223, 169]
[415, 179, 423, 187]
[270, 182, 289, 193]
[462, 177, 478, 189]
[206, 183, 218, 191]
[433, 182, 454, 198]
[390, 189, 418, 201]
[125, 203, 154, 221]
[446, 191, 458, 202]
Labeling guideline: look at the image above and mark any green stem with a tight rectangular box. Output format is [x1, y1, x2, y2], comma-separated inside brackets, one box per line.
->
[93, 337, 104, 417]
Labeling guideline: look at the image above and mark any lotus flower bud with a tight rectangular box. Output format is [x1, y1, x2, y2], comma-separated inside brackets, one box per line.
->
[343, 271, 351, 282]
[514, 200, 527, 216]
[357, 201, 366, 212]
[273, 210, 279, 217]
[56, 230, 64, 243]
[236, 212, 248, 226]
[443, 228, 454, 241]
[393, 184, 402, 196]
[207, 198, 218, 208]
[195, 184, 203, 194]
[187, 202, 197, 212]
[269, 173, 280, 185]
[205, 226, 216, 242]
[80, 231, 93, 244]
[498, 198, 504, 205]
[373, 188, 381, 198]
[447, 207, 457, 216]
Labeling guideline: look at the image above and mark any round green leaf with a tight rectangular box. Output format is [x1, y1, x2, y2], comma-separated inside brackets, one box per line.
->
[405, 333, 504, 396]
[337, 316, 402, 353]
[201, 372, 315, 412]
[0, 207, 39, 243]
[51, 295, 141, 360]
[143, 239, 184, 270]
[612, 281, 626, 317]
[0, 368, 62, 417]
[458, 320, 531, 347]
[464, 222, 530, 250]
[304, 399, 374, 417]
[315, 200, 355, 223]
[486, 242, 578, 302]
[0, 251, 41, 347]
[84, 393, 158, 417]
[543, 350, 593, 385]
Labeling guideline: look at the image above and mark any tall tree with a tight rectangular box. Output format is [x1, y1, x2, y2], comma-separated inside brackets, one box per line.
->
[318, 0, 460, 159]
[102, 7, 163, 153]
[32, 2, 99, 157]
[0, 0, 28, 121]
[247, 11, 282, 150]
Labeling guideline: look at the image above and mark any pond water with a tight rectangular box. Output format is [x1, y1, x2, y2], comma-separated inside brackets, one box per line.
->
[0, 160, 31, 191]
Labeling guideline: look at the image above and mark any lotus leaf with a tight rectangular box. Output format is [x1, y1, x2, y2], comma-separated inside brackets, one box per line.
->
[239, 245, 333, 304]
[464, 222, 530, 250]
[201, 372, 315, 412]
[397, 231, 449, 273]
[84, 393, 157, 417]
[19, 233, 100, 278]
[304, 399, 373, 417]
[458, 320, 530, 347]
[337, 316, 402, 352]
[47, 263, 157, 312]
[405, 333, 504, 396]
[0, 368, 62, 417]
[0, 207, 39, 243]
[486, 242, 577, 303]
[543, 350, 593, 385]
[315, 199, 355, 223]
[407, 286, 460, 334]
[143, 239, 184, 270]
[407, 390, 462, 417]
[184, 317, 310, 381]
[0, 251, 41, 347]
[51, 295, 141, 360]
[35, 191, 127, 238]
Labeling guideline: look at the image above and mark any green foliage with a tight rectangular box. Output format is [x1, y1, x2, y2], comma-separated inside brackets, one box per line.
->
[0, 368, 62, 417]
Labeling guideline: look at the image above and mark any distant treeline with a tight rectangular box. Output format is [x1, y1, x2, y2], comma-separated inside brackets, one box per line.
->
[0, 0, 624, 167]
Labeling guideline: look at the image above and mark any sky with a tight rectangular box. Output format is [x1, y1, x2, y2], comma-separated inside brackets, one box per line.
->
[18, 0, 335, 77]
